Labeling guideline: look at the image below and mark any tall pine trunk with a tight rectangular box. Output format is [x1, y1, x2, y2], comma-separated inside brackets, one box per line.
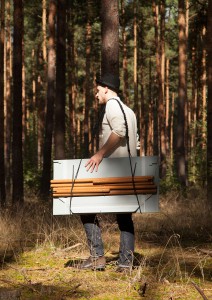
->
[133, 0, 138, 115]
[120, 0, 129, 106]
[40, 0, 56, 197]
[147, 58, 153, 156]
[152, 0, 166, 177]
[5, 0, 12, 197]
[202, 25, 207, 149]
[177, 0, 187, 187]
[54, 0, 66, 159]
[101, 0, 119, 76]
[84, 0, 92, 158]
[165, 58, 170, 157]
[207, 0, 212, 202]
[67, 2, 77, 158]
[0, 0, 6, 206]
[12, 0, 24, 204]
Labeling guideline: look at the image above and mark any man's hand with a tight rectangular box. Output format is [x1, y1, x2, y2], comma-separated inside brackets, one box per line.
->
[85, 132, 122, 173]
[85, 151, 104, 172]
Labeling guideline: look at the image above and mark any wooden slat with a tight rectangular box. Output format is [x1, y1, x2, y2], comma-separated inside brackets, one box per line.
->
[51, 176, 154, 185]
[51, 182, 155, 189]
[51, 175, 157, 198]
[53, 187, 110, 193]
[93, 176, 153, 184]
[52, 183, 155, 190]
[51, 183, 93, 188]
[53, 188, 157, 197]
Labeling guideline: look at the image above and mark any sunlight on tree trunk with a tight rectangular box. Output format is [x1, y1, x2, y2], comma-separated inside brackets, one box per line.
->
[152, 0, 166, 178]
[176, 0, 187, 187]
[40, 0, 56, 197]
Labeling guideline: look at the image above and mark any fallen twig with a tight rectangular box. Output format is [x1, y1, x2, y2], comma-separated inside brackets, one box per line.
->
[61, 243, 83, 252]
[191, 281, 208, 300]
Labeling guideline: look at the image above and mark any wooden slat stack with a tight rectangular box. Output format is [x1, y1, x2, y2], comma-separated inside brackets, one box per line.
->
[51, 176, 157, 197]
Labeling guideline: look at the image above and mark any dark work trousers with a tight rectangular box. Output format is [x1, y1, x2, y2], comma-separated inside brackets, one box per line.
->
[80, 213, 135, 267]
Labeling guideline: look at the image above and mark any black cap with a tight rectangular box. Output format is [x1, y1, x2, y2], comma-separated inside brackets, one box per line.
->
[96, 73, 120, 92]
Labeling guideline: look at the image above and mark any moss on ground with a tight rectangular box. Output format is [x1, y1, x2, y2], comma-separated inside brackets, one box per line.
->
[0, 238, 211, 300]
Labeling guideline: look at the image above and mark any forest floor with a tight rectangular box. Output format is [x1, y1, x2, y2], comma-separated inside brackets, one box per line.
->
[0, 189, 211, 299]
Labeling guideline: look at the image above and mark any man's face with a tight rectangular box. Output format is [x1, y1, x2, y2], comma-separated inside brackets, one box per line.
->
[96, 85, 107, 104]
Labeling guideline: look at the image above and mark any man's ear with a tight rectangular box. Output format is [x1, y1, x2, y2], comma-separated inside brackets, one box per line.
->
[105, 86, 108, 93]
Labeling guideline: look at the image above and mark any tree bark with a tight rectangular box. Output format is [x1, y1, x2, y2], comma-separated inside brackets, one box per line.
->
[206, 0, 212, 202]
[101, 0, 119, 76]
[84, 0, 92, 158]
[202, 25, 207, 148]
[177, 0, 187, 187]
[120, 0, 129, 106]
[0, 0, 6, 206]
[160, 0, 165, 99]
[165, 58, 170, 157]
[147, 58, 153, 156]
[67, 2, 76, 158]
[40, 0, 56, 197]
[133, 0, 138, 115]
[54, 0, 66, 159]
[12, 0, 24, 204]
[152, 0, 166, 177]
[5, 0, 12, 197]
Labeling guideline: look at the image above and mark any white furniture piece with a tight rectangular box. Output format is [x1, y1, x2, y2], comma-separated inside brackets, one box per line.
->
[52, 156, 159, 215]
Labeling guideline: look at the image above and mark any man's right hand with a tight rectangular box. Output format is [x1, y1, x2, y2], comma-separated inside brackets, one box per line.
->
[85, 151, 104, 173]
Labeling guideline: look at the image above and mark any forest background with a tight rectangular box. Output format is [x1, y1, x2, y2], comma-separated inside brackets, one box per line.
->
[0, 0, 211, 299]
[0, 0, 211, 204]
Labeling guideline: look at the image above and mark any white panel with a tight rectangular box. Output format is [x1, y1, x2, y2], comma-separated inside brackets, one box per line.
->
[52, 156, 159, 215]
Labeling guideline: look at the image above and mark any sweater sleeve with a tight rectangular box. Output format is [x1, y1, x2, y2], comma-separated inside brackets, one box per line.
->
[105, 99, 126, 138]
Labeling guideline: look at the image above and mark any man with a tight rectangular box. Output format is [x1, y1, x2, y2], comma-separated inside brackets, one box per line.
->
[79, 73, 138, 272]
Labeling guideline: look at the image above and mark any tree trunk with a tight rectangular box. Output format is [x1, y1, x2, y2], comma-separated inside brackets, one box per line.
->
[206, 0, 212, 202]
[184, 0, 189, 179]
[147, 58, 153, 156]
[37, 73, 45, 168]
[101, 0, 119, 76]
[177, 0, 187, 187]
[120, 0, 129, 106]
[170, 92, 175, 165]
[22, 36, 26, 148]
[160, 0, 165, 99]
[5, 0, 12, 197]
[84, 0, 92, 158]
[0, 0, 6, 206]
[12, 0, 24, 204]
[138, 12, 145, 156]
[67, 2, 77, 158]
[165, 58, 170, 157]
[54, 0, 66, 159]
[152, 0, 166, 177]
[42, 0, 47, 63]
[40, 0, 56, 197]
[191, 44, 197, 150]
[133, 0, 138, 115]
[202, 25, 207, 148]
